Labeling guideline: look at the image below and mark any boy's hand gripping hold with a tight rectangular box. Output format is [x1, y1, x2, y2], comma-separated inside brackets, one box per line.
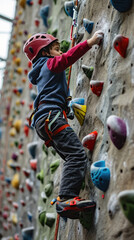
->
[87, 30, 104, 47]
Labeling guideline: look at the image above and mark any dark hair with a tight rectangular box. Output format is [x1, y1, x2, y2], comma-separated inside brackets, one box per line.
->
[32, 46, 50, 63]
[32, 41, 59, 63]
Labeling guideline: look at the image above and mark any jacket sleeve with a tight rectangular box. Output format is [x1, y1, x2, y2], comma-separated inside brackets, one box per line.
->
[47, 40, 91, 73]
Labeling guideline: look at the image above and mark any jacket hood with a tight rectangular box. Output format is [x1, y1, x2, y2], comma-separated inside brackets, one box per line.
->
[28, 57, 47, 85]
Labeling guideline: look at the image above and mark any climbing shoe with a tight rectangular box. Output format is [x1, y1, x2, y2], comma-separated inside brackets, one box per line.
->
[56, 196, 96, 219]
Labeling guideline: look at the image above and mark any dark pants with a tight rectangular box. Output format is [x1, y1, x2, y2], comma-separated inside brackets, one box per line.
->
[35, 110, 88, 197]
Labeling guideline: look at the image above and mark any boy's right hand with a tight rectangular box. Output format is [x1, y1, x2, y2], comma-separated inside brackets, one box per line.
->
[87, 30, 104, 47]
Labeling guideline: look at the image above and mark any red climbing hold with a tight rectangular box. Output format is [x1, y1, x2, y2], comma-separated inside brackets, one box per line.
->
[38, 0, 42, 4]
[24, 125, 29, 137]
[20, 199, 26, 207]
[113, 35, 129, 58]
[23, 168, 30, 178]
[82, 131, 98, 151]
[34, 18, 40, 27]
[90, 80, 104, 96]
[25, 179, 33, 192]
[30, 159, 37, 171]
[28, 61, 32, 68]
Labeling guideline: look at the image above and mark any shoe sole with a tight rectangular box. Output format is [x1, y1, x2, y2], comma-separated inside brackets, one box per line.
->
[56, 201, 96, 219]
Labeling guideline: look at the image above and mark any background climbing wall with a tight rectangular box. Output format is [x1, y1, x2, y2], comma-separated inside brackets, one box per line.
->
[0, 0, 134, 240]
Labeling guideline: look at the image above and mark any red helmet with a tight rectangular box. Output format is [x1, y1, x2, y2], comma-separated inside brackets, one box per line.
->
[23, 33, 58, 62]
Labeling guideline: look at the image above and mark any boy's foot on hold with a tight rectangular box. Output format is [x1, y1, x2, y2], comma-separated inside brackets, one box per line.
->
[56, 196, 96, 219]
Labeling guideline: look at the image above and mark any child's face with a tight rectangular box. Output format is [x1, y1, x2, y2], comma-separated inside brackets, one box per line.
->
[49, 42, 63, 57]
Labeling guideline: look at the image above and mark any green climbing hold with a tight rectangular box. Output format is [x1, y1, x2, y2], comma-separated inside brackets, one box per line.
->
[47, 17, 52, 27]
[50, 147, 56, 156]
[44, 181, 53, 197]
[82, 65, 94, 79]
[53, 0, 57, 4]
[14, 141, 19, 147]
[36, 169, 44, 184]
[42, 144, 48, 155]
[44, 213, 56, 227]
[118, 190, 134, 224]
[52, 29, 58, 37]
[60, 40, 70, 53]
[47, 29, 58, 38]
[39, 210, 46, 226]
[50, 159, 60, 174]
[81, 179, 85, 190]
[41, 191, 47, 203]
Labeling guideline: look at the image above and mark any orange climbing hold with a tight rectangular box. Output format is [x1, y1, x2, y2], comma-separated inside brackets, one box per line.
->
[113, 35, 129, 58]
[24, 125, 29, 137]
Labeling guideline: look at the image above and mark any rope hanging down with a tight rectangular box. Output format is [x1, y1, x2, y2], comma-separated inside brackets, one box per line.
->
[67, 0, 79, 91]
[54, 3, 79, 239]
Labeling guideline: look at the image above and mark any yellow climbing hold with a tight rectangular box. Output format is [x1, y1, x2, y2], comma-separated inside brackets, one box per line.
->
[18, 31, 23, 36]
[16, 100, 21, 106]
[9, 127, 17, 137]
[10, 48, 16, 55]
[18, 10, 23, 15]
[11, 212, 18, 225]
[14, 57, 21, 66]
[13, 119, 22, 132]
[11, 173, 20, 189]
[19, 0, 26, 8]
[10, 142, 14, 147]
[72, 103, 87, 126]
[16, 67, 22, 75]
[7, 159, 14, 168]
[12, 81, 17, 87]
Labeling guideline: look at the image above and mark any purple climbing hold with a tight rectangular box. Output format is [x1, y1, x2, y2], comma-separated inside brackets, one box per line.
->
[106, 115, 127, 149]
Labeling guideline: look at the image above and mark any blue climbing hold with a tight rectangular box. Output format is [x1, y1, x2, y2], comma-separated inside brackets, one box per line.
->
[26, 0, 33, 6]
[0, 118, 3, 124]
[27, 211, 33, 222]
[64, 1, 74, 18]
[0, 128, 2, 140]
[90, 160, 110, 192]
[68, 98, 85, 120]
[110, 0, 132, 12]
[83, 18, 94, 34]
[30, 90, 37, 101]
[18, 87, 23, 94]
[40, 5, 50, 27]
[70, 98, 85, 106]
[27, 142, 38, 158]
[22, 226, 34, 240]
[5, 177, 12, 185]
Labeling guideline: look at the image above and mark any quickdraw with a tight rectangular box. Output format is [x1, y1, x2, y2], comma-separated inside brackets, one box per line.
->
[67, 0, 79, 91]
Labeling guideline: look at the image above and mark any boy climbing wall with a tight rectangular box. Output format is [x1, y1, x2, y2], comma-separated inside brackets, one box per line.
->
[23, 30, 104, 219]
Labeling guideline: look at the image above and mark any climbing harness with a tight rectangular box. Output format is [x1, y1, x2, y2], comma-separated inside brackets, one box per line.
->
[28, 96, 71, 148]
[44, 110, 70, 147]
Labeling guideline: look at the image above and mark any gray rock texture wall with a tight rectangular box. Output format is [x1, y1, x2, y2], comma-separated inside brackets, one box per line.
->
[0, 0, 134, 240]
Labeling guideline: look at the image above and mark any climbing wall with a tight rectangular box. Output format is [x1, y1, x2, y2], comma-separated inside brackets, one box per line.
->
[0, 0, 134, 239]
